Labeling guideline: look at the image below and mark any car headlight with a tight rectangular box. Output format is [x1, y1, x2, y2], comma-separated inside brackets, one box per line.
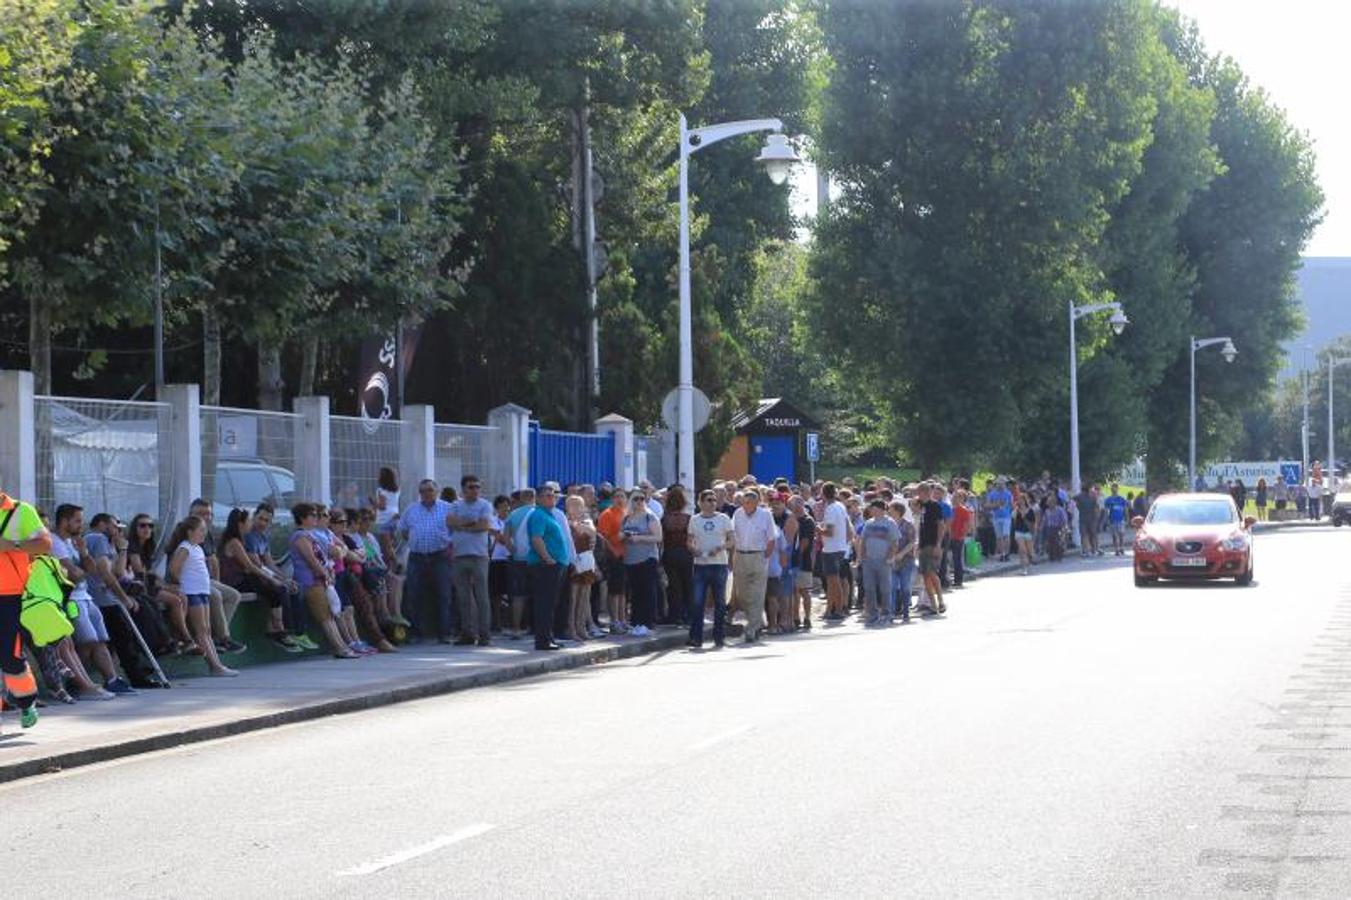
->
[1135, 536, 1163, 553]
[1220, 534, 1249, 552]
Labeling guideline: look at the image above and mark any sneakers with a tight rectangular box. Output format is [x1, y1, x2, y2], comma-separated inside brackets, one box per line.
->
[269, 632, 303, 653]
[293, 634, 320, 651]
[629, 625, 651, 637]
[21, 706, 38, 729]
[104, 677, 138, 695]
[216, 638, 247, 655]
[349, 641, 378, 656]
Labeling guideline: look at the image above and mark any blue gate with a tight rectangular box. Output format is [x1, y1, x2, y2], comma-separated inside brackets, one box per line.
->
[529, 423, 615, 488]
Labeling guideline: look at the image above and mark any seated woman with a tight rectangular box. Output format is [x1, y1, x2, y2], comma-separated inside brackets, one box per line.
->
[331, 508, 395, 653]
[289, 503, 357, 659]
[218, 508, 302, 653]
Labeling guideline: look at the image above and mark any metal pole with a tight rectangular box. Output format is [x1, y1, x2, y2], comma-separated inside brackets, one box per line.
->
[676, 114, 695, 492]
[1302, 364, 1311, 482]
[581, 84, 600, 418]
[1068, 301, 1080, 495]
[153, 198, 165, 399]
[1189, 337, 1197, 490]
[1330, 358, 1336, 480]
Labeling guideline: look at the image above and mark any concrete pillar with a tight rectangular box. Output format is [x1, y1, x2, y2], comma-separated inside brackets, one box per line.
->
[488, 403, 532, 491]
[401, 404, 436, 489]
[294, 395, 331, 504]
[595, 413, 634, 489]
[0, 371, 36, 501]
[162, 383, 202, 523]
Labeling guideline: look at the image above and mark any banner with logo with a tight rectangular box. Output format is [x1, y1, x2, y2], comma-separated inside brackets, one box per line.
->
[1201, 460, 1302, 486]
[357, 323, 423, 433]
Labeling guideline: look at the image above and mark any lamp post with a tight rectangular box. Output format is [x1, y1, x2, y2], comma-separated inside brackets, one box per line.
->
[1302, 345, 1313, 483]
[676, 115, 798, 490]
[1068, 301, 1129, 495]
[1328, 355, 1351, 483]
[1189, 335, 1238, 488]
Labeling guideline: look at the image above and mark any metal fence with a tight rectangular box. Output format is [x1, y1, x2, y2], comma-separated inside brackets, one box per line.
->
[636, 434, 671, 489]
[529, 423, 614, 489]
[200, 405, 304, 522]
[330, 415, 405, 511]
[435, 423, 505, 498]
[35, 395, 175, 531]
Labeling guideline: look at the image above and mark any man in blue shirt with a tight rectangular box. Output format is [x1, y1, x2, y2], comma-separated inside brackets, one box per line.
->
[1103, 482, 1131, 557]
[447, 474, 495, 646]
[399, 478, 454, 642]
[526, 484, 572, 651]
[985, 477, 1013, 562]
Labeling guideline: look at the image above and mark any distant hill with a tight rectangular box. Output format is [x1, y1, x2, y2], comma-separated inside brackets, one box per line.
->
[1280, 257, 1351, 379]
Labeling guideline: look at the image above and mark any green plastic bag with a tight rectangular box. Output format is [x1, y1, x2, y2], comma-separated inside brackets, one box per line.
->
[964, 538, 983, 568]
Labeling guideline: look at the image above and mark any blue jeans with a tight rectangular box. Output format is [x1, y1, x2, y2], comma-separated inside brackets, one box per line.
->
[892, 562, 915, 620]
[406, 551, 453, 640]
[689, 564, 729, 645]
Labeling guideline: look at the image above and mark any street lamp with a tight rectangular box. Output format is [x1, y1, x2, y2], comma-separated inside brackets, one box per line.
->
[676, 115, 799, 490]
[1328, 354, 1351, 483]
[1068, 301, 1130, 495]
[1189, 335, 1238, 488]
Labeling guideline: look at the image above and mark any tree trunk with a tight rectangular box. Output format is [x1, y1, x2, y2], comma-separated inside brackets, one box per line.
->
[29, 294, 51, 394]
[298, 335, 319, 399]
[258, 343, 284, 411]
[202, 309, 222, 406]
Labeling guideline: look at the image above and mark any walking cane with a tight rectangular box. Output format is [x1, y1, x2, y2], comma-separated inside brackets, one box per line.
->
[112, 601, 172, 687]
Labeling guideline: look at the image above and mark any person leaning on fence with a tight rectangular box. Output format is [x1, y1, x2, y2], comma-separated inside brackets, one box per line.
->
[0, 486, 51, 732]
[399, 480, 456, 643]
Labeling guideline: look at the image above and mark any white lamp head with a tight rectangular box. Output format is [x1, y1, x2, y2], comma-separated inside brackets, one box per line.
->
[1221, 339, 1238, 363]
[1108, 309, 1129, 336]
[756, 133, 799, 186]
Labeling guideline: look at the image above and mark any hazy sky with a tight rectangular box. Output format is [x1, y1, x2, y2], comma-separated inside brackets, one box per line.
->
[1168, 0, 1349, 257]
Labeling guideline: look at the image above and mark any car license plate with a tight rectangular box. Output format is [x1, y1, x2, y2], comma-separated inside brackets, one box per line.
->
[1171, 556, 1207, 567]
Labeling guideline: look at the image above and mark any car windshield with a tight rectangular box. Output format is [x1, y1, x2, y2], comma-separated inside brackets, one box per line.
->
[1149, 499, 1237, 526]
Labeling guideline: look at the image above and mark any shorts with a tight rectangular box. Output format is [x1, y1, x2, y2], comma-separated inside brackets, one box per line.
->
[794, 569, 814, 590]
[326, 584, 344, 615]
[72, 599, 109, 644]
[918, 549, 939, 574]
[1110, 521, 1125, 535]
[819, 551, 845, 577]
[1014, 530, 1032, 542]
[993, 518, 1011, 539]
[509, 560, 530, 598]
[606, 555, 627, 594]
[186, 593, 211, 609]
[378, 519, 399, 536]
[489, 559, 510, 597]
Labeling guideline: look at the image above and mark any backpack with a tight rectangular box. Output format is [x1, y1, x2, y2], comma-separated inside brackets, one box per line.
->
[21, 556, 78, 647]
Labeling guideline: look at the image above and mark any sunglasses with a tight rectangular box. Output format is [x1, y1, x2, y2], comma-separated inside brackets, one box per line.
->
[331, 517, 347, 524]
[136, 522, 153, 529]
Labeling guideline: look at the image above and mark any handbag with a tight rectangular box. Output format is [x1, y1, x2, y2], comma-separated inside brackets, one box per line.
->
[573, 550, 596, 575]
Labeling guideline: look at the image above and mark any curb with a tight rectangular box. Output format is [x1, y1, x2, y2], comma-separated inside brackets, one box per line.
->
[0, 630, 700, 785]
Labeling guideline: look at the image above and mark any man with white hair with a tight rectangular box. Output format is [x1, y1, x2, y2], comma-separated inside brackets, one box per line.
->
[731, 490, 776, 642]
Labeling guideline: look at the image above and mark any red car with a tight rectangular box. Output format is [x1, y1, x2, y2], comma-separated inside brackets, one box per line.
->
[1132, 493, 1256, 587]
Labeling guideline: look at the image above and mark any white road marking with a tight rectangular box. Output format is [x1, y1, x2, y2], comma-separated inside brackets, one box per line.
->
[337, 823, 495, 876]
[690, 725, 753, 752]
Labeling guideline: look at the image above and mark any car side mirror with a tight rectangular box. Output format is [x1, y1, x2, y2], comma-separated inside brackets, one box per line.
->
[1244, 516, 1257, 530]
[1130, 516, 1144, 529]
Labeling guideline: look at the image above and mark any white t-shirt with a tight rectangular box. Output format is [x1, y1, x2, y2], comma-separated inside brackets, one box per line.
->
[49, 534, 92, 600]
[175, 541, 213, 595]
[690, 512, 733, 565]
[821, 501, 849, 553]
[731, 506, 776, 553]
[375, 488, 400, 526]
[489, 514, 510, 561]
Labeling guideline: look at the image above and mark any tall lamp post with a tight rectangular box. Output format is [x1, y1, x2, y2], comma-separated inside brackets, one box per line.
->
[1068, 301, 1129, 495]
[1327, 355, 1351, 483]
[1302, 345, 1313, 483]
[676, 116, 798, 490]
[1189, 335, 1238, 488]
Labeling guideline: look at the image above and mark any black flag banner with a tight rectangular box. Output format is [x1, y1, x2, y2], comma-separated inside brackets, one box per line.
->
[358, 323, 423, 432]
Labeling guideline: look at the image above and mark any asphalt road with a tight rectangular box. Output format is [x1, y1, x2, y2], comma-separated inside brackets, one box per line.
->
[6, 529, 1351, 898]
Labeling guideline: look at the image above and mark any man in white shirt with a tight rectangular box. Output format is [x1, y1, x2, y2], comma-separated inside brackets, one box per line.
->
[819, 482, 850, 620]
[687, 489, 735, 648]
[731, 489, 776, 643]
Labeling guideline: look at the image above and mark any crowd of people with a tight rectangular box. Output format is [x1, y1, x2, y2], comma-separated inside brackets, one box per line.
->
[1192, 459, 1339, 523]
[1, 465, 1156, 733]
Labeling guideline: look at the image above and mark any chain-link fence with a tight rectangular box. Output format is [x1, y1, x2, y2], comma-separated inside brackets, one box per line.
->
[200, 405, 303, 528]
[35, 395, 176, 531]
[330, 415, 405, 512]
[637, 434, 672, 489]
[435, 423, 505, 498]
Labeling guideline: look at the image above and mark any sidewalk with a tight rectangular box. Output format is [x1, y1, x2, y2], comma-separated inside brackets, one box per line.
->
[0, 629, 698, 784]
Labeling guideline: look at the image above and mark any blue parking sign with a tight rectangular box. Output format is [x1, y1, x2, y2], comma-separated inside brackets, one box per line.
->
[806, 431, 820, 463]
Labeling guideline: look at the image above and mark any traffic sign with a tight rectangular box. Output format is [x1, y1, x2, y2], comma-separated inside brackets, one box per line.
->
[806, 431, 821, 463]
[662, 387, 711, 433]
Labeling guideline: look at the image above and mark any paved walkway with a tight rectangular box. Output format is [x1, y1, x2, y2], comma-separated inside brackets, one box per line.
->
[0, 629, 695, 783]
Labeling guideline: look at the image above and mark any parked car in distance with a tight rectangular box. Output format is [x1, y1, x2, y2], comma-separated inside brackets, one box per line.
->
[1132, 493, 1256, 587]
[1331, 491, 1351, 527]
[211, 460, 297, 559]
